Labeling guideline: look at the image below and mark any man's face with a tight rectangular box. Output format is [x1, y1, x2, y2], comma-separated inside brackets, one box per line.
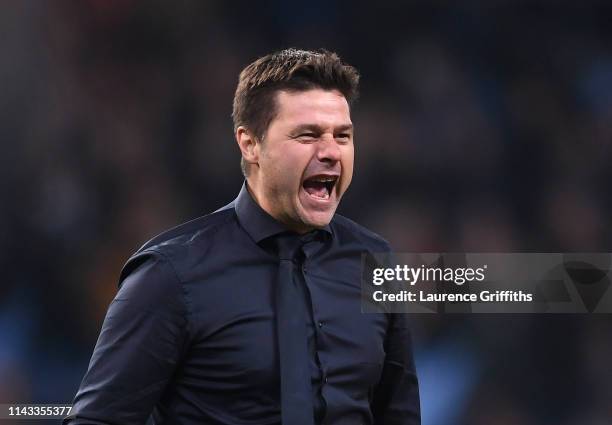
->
[251, 88, 354, 233]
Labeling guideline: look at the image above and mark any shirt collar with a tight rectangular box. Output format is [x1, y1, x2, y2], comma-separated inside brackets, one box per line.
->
[234, 182, 332, 244]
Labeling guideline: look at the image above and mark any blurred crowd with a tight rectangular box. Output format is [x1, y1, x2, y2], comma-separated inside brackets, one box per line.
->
[1, 1, 611, 424]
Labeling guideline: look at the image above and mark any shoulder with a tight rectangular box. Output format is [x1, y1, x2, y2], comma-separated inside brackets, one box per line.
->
[119, 206, 237, 284]
[331, 213, 391, 253]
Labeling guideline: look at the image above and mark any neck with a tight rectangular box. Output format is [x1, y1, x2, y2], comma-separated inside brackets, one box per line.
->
[245, 180, 313, 234]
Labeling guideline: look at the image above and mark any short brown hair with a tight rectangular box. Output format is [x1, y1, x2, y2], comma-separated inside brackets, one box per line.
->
[232, 48, 360, 176]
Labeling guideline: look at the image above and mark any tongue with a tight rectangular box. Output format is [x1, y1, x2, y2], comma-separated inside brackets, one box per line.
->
[303, 180, 328, 198]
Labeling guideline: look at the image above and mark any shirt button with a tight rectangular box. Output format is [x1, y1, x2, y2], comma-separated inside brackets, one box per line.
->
[324, 376, 328, 383]
[318, 321, 323, 328]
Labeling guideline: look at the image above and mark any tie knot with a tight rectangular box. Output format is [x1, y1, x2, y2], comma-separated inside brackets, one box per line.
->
[274, 233, 304, 261]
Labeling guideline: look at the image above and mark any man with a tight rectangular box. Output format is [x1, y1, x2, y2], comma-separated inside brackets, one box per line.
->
[65, 48, 420, 425]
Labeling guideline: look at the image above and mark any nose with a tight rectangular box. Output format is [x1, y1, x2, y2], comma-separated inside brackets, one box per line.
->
[316, 134, 341, 163]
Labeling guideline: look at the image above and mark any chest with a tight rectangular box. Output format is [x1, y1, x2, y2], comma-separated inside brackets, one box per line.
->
[181, 257, 388, 390]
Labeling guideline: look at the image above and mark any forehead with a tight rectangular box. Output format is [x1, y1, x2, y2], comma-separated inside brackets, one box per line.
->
[272, 89, 351, 128]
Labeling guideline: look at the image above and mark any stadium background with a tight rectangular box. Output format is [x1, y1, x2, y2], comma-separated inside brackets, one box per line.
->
[1, 1, 611, 423]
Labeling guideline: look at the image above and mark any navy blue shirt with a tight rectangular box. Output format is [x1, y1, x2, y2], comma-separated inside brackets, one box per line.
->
[65, 184, 420, 425]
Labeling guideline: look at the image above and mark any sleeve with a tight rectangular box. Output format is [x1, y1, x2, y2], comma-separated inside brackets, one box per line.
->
[63, 250, 189, 425]
[370, 240, 421, 424]
[371, 313, 421, 425]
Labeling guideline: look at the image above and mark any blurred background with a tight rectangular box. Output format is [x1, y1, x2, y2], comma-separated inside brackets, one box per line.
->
[1, 1, 611, 424]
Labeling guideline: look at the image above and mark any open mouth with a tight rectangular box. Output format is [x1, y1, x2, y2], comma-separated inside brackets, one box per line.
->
[302, 174, 338, 200]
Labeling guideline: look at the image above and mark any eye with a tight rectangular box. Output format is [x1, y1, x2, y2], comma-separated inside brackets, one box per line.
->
[336, 133, 352, 143]
[294, 132, 318, 142]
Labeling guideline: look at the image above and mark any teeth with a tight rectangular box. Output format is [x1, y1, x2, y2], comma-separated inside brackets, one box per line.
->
[312, 176, 337, 182]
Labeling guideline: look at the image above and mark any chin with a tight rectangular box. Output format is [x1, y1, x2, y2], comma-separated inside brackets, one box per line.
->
[300, 211, 335, 229]
[293, 194, 338, 231]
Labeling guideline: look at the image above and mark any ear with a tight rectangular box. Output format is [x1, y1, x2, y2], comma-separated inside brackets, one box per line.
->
[236, 126, 260, 167]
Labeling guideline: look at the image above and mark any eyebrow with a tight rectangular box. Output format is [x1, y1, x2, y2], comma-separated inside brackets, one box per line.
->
[290, 123, 354, 134]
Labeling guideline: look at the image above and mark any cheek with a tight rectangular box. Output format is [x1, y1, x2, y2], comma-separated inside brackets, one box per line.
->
[341, 146, 355, 187]
[263, 143, 311, 181]
[280, 144, 313, 170]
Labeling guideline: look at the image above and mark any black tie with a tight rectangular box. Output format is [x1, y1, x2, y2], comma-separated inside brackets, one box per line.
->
[274, 233, 314, 425]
